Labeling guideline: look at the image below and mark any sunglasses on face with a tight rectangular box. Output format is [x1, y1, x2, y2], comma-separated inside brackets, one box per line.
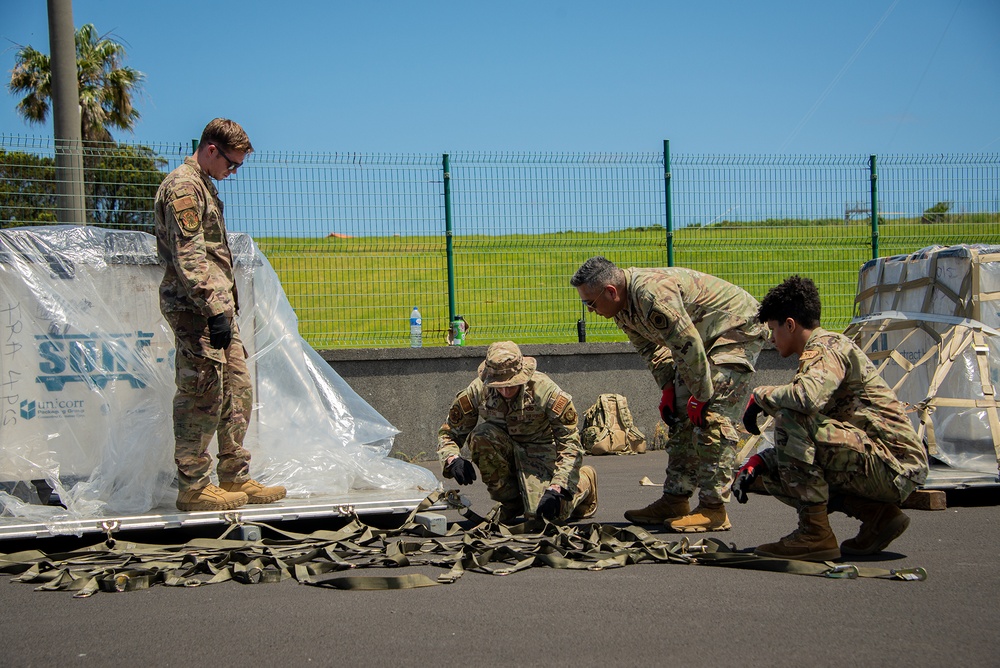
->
[213, 144, 243, 171]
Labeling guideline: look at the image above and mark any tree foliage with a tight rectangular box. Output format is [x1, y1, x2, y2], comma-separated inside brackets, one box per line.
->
[8, 23, 145, 143]
[87, 144, 167, 230]
[0, 149, 58, 226]
[5, 22, 158, 230]
[0, 145, 165, 231]
[921, 201, 952, 224]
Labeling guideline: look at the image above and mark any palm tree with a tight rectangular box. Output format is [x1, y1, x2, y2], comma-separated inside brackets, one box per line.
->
[8, 23, 145, 143]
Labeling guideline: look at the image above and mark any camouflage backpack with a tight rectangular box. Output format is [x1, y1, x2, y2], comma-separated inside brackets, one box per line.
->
[581, 394, 647, 455]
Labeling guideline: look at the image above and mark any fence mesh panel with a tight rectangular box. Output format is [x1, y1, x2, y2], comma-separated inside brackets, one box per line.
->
[876, 153, 1000, 257]
[2, 135, 997, 348]
[671, 154, 874, 331]
[220, 152, 445, 348]
[449, 152, 664, 343]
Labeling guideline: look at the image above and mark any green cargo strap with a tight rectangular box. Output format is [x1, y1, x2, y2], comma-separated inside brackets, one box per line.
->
[306, 573, 440, 590]
[0, 492, 926, 596]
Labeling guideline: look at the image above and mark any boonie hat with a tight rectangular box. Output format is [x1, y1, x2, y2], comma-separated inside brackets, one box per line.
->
[478, 341, 536, 388]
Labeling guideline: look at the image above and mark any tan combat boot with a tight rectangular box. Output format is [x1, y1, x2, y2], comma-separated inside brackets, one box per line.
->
[667, 501, 731, 533]
[570, 465, 599, 519]
[839, 495, 911, 555]
[177, 483, 248, 512]
[624, 492, 690, 525]
[754, 503, 841, 561]
[220, 479, 287, 504]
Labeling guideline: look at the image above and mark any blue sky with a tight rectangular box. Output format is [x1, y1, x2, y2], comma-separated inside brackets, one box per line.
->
[1, 0, 998, 155]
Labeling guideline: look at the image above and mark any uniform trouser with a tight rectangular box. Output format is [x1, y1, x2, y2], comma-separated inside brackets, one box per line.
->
[757, 408, 916, 508]
[468, 423, 585, 521]
[665, 349, 762, 505]
[166, 312, 252, 492]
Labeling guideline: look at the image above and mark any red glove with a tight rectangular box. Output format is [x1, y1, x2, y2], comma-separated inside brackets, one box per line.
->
[687, 396, 709, 428]
[742, 396, 764, 435]
[659, 386, 677, 425]
[732, 454, 766, 503]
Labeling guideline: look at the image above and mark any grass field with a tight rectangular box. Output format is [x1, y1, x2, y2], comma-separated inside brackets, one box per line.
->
[254, 216, 999, 349]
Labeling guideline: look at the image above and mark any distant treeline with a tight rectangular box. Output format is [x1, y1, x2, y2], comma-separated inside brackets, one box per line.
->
[0, 146, 166, 230]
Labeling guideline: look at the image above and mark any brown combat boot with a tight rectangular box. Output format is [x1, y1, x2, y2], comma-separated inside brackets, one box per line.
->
[755, 503, 841, 561]
[666, 501, 731, 533]
[839, 495, 911, 555]
[177, 483, 248, 512]
[220, 479, 287, 504]
[624, 492, 690, 524]
[570, 465, 599, 519]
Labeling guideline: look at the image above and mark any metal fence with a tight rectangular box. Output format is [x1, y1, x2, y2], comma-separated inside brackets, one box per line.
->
[2, 134, 998, 348]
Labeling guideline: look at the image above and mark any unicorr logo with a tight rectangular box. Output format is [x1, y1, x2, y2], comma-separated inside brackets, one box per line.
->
[20, 399, 36, 420]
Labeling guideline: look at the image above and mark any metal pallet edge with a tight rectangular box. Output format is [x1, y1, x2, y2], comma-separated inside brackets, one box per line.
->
[0, 493, 446, 541]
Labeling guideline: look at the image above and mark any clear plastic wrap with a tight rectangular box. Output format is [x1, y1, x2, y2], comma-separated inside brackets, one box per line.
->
[0, 226, 438, 523]
[850, 245, 1000, 476]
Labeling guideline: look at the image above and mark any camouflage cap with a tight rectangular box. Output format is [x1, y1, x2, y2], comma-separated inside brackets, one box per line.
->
[478, 341, 536, 388]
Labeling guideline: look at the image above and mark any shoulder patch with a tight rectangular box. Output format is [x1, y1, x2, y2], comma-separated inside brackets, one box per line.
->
[798, 349, 821, 371]
[551, 392, 570, 416]
[170, 195, 197, 214]
[178, 210, 201, 233]
[458, 392, 474, 414]
[649, 310, 669, 330]
[170, 194, 201, 234]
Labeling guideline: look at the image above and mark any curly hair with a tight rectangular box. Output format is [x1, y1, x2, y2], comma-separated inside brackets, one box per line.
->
[757, 275, 821, 328]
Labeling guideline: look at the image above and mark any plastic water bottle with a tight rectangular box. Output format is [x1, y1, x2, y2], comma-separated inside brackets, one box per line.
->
[409, 307, 422, 347]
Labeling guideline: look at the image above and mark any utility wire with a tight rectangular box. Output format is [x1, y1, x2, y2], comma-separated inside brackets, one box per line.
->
[980, 135, 1000, 151]
[885, 0, 962, 152]
[778, 0, 900, 152]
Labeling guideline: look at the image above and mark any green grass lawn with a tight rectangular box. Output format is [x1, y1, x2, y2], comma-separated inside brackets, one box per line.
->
[254, 216, 998, 349]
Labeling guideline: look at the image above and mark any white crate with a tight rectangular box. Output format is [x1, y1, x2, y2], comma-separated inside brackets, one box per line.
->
[0, 229, 257, 492]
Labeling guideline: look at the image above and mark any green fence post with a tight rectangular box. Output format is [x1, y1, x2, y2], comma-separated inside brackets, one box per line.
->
[869, 154, 879, 259]
[443, 154, 458, 333]
[664, 139, 674, 267]
[192, 139, 198, 153]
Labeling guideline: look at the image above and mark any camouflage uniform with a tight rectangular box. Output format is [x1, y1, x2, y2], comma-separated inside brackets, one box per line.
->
[154, 157, 252, 492]
[438, 372, 587, 520]
[752, 327, 929, 507]
[614, 267, 766, 504]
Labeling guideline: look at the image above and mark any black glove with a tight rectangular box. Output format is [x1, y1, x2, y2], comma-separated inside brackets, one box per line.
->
[732, 454, 765, 504]
[536, 488, 563, 520]
[742, 396, 764, 435]
[207, 313, 232, 350]
[447, 457, 477, 485]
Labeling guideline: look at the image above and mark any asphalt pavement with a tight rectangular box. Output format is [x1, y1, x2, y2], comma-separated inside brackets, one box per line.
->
[1, 450, 997, 668]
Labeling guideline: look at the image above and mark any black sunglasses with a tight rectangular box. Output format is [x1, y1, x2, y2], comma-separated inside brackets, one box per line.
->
[213, 144, 243, 171]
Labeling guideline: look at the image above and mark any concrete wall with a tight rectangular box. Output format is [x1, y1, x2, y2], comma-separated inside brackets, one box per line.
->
[320, 343, 799, 461]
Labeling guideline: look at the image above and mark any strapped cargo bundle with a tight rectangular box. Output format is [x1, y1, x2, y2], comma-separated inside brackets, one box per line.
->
[847, 244, 1000, 488]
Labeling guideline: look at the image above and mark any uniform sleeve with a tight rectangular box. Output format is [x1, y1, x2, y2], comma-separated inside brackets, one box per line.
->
[545, 390, 583, 490]
[754, 345, 845, 416]
[437, 383, 481, 473]
[628, 280, 712, 399]
[160, 182, 235, 319]
[624, 327, 676, 390]
[653, 301, 714, 401]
